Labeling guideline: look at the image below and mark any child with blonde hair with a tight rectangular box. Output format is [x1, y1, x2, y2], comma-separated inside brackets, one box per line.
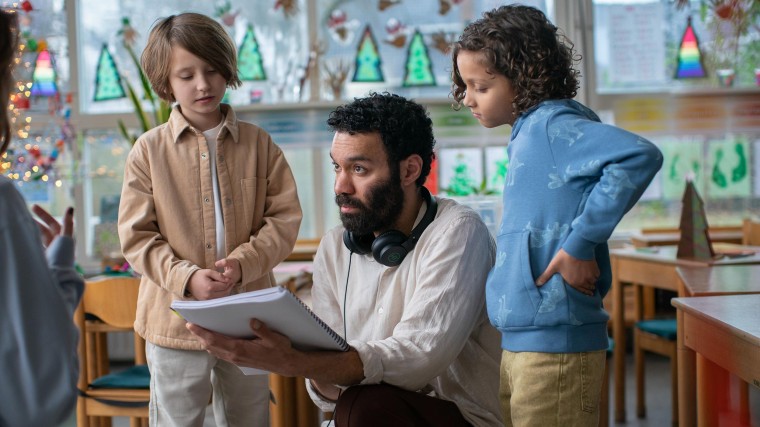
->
[118, 12, 302, 426]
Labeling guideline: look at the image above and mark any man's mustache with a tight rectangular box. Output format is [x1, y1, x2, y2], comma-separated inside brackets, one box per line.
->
[335, 194, 364, 209]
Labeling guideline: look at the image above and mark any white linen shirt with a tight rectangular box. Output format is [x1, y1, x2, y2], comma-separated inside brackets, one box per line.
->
[306, 197, 503, 427]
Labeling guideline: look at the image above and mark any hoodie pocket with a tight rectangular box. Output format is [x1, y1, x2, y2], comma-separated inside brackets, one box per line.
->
[486, 230, 542, 329]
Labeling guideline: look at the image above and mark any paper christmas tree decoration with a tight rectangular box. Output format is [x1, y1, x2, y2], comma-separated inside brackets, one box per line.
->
[238, 25, 267, 81]
[93, 44, 126, 101]
[30, 49, 58, 97]
[677, 180, 714, 260]
[674, 17, 707, 79]
[447, 153, 477, 196]
[403, 29, 436, 87]
[352, 25, 384, 82]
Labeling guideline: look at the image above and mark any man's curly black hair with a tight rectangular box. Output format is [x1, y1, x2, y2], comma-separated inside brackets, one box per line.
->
[327, 92, 436, 187]
[450, 4, 580, 118]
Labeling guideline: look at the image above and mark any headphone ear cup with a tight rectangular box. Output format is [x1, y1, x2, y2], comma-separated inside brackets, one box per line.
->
[371, 230, 408, 267]
[343, 230, 372, 255]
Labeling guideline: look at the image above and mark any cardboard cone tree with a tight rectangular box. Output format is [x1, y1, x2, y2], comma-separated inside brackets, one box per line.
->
[677, 180, 714, 260]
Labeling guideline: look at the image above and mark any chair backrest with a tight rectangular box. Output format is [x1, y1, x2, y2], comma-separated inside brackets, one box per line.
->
[75, 276, 148, 426]
[77, 276, 144, 365]
[742, 218, 760, 246]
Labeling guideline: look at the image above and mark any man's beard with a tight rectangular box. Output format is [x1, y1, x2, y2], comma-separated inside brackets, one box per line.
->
[335, 175, 404, 236]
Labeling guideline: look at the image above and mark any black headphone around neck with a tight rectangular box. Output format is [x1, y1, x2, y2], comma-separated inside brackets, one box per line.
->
[342, 186, 437, 267]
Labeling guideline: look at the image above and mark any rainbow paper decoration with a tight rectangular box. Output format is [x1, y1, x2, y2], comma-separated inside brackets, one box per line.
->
[352, 25, 384, 82]
[30, 50, 58, 97]
[674, 17, 706, 79]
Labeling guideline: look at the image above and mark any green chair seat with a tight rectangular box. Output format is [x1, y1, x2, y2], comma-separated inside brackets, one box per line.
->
[634, 318, 677, 340]
[90, 364, 150, 389]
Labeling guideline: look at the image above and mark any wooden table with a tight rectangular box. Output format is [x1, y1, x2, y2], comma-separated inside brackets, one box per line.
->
[630, 230, 743, 248]
[672, 295, 760, 426]
[675, 265, 760, 427]
[285, 239, 320, 262]
[610, 245, 760, 422]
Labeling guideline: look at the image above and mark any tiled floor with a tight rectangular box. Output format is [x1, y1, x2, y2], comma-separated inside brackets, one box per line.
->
[62, 352, 760, 426]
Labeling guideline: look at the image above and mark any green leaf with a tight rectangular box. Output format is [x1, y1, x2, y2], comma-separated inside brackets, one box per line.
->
[117, 119, 137, 146]
[124, 78, 150, 134]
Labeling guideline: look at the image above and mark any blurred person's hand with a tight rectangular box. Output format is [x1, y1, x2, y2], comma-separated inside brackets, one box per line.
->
[32, 205, 74, 247]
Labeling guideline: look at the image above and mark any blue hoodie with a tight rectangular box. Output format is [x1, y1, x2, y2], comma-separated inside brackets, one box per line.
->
[486, 99, 663, 353]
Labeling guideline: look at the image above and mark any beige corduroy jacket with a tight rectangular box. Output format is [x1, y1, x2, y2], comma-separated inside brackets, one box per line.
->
[118, 105, 302, 350]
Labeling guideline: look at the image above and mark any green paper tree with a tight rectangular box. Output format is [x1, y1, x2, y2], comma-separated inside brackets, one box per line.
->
[238, 25, 267, 81]
[352, 25, 384, 82]
[93, 44, 126, 101]
[403, 29, 436, 87]
[447, 154, 477, 196]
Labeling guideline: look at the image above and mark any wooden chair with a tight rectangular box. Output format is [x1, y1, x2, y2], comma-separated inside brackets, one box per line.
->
[75, 276, 149, 427]
[634, 318, 678, 426]
[742, 218, 760, 245]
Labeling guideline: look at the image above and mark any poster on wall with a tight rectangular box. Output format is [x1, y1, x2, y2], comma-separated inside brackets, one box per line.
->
[659, 137, 705, 200]
[438, 148, 483, 197]
[706, 136, 751, 198]
[485, 146, 509, 194]
[604, 1, 666, 85]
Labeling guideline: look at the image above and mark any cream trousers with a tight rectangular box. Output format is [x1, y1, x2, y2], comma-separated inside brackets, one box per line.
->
[146, 342, 270, 427]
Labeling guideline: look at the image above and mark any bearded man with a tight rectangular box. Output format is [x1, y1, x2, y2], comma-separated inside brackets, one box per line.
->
[188, 92, 502, 427]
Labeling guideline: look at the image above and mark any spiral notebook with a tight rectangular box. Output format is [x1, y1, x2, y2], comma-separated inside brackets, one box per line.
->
[171, 286, 348, 375]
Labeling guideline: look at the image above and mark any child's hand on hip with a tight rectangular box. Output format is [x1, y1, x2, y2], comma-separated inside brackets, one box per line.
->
[536, 249, 599, 296]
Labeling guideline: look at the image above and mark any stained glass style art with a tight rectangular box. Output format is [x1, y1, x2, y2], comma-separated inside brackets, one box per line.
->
[30, 49, 58, 97]
[239, 25, 267, 81]
[402, 29, 436, 86]
[674, 17, 707, 79]
[352, 25, 384, 82]
[93, 44, 126, 101]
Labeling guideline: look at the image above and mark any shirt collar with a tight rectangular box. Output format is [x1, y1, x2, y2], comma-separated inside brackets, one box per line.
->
[168, 103, 240, 144]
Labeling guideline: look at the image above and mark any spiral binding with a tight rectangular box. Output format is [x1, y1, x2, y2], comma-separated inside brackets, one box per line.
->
[284, 288, 349, 351]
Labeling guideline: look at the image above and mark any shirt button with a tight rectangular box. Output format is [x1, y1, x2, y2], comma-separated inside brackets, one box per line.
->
[204, 197, 210, 204]
[206, 243, 212, 249]
[378, 307, 384, 314]
[225, 198, 232, 205]
[201, 153, 207, 159]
